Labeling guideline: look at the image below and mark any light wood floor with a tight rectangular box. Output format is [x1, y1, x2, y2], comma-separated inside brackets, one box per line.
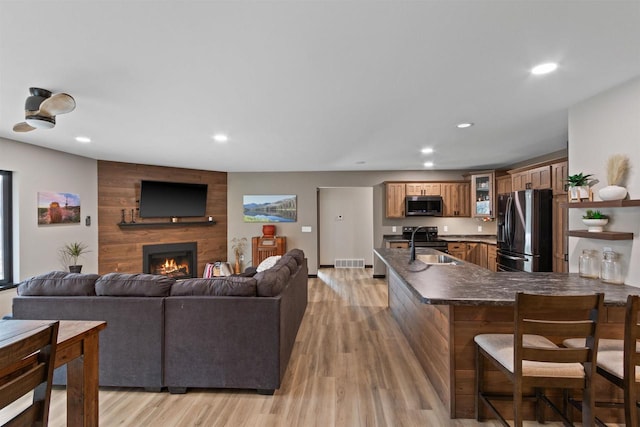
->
[5, 269, 588, 426]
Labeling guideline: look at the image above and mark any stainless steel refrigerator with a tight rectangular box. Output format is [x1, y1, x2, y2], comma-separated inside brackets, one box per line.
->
[496, 189, 553, 272]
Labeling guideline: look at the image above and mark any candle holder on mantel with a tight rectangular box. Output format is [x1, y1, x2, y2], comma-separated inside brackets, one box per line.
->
[130, 209, 136, 223]
[120, 209, 126, 224]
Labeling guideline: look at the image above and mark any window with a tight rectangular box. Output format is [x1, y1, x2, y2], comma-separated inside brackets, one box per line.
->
[0, 170, 12, 286]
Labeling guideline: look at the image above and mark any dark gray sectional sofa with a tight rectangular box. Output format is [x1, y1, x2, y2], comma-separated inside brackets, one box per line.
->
[12, 249, 308, 395]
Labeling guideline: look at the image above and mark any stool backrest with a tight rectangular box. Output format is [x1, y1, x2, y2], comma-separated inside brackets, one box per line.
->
[625, 295, 640, 425]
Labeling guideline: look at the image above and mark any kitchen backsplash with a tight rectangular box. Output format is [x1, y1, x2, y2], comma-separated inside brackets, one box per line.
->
[383, 218, 498, 236]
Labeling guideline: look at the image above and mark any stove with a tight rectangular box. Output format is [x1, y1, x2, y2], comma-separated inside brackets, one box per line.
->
[402, 226, 448, 250]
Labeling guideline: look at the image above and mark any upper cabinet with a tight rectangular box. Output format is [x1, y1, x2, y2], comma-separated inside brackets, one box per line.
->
[385, 182, 406, 218]
[495, 175, 512, 195]
[470, 172, 495, 218]
[551, 160, 568, 195]
[406, 183, 441, 196]
[510, 165, 552, 191]
[442, 182, 470, 217]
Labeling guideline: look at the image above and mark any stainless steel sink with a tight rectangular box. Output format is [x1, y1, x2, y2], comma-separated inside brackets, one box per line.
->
[416, 254, 461, 265]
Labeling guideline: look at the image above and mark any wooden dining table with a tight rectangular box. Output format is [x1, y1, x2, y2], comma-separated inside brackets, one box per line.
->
[0, 319, 107, 427]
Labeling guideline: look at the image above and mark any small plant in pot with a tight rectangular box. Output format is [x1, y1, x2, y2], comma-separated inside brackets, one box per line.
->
[566, 173, 594, 201]
[59, 242, 90, 273]
[582, 210, 609, 233]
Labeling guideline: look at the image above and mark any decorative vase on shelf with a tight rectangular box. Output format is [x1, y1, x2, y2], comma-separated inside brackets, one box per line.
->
[582, 218, 609, 232]
[598, 185, 627, 201]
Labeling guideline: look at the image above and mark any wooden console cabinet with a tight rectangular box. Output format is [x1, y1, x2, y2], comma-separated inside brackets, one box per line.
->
[251, 236, 286, 266]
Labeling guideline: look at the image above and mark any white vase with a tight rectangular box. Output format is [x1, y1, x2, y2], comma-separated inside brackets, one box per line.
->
[599, 185, 627, 201]
[582, 218, 608, 232]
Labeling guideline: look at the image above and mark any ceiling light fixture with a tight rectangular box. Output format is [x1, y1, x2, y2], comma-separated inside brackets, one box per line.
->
[531, 62, 558, 75]
[75, 136, 91, 143]
[421, 148, 434, 154]
[456, 122, 474, 129]
[423, 161, 434, 168]
[212, 134, 228, 143]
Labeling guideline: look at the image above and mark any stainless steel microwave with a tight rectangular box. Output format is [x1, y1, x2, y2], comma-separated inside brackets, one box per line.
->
[405, 195, 443, 216]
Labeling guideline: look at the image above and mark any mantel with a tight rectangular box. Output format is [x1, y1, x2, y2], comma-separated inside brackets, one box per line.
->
[117, 220, 216, 229]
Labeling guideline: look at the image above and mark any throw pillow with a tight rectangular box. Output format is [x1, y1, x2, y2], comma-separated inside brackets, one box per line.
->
[256, 255, 281, 272]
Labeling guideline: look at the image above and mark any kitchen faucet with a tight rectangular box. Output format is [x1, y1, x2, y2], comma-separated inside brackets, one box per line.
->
[409, 225, 428, 263]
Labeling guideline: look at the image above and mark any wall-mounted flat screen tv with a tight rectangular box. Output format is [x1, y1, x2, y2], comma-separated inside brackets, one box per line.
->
[139, 180, 208, 218]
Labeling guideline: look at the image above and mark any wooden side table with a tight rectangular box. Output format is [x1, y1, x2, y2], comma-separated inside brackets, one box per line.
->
[252, 236, 286, 266]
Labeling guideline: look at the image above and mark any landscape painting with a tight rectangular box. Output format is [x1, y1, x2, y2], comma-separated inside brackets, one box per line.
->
[38, 191, 81, 225]
[243, 195, 297, 223]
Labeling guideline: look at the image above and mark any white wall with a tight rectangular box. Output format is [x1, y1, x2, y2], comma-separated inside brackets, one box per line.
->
[319, 187, 374, 266]
[0, 138, 99, 282]
[568, 75, 640, 286]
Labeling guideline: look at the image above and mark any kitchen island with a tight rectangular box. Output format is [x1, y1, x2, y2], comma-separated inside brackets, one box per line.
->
[375, 247, 637, 421]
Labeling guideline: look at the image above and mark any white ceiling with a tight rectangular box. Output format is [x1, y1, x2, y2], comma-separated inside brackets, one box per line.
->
[1, 1, 639, 172]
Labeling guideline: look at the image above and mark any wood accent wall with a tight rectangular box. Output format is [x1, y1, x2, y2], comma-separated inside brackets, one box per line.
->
[97, 161, 227, 276]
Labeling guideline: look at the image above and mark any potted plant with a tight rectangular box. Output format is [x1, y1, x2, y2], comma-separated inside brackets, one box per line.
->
[60, 241, 90, 273]
[231, 237, 247, 274]
[582, 210, 609, 232]
[566, 172, 594, 201]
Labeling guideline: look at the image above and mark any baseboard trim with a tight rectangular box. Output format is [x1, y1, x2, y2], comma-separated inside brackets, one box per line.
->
[308, 274, 318, 278]
[373, 274, 386, 279]
[319, 264, 374, 269]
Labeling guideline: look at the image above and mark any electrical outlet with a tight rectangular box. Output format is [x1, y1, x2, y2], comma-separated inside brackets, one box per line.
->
[443, 225, 448, 232]
[478, 225, 483, 232]
[392, 226, 397, 233]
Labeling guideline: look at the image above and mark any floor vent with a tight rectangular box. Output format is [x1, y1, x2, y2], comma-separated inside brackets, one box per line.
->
[334, 259, 365, 268]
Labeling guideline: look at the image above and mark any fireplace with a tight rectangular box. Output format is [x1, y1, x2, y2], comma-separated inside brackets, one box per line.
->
[143, 242, 197, 279]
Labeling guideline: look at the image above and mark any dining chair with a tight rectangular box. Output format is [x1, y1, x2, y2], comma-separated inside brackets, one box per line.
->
[0, 321, 59, 427]
[563, 294, 640, 426]
[475, 292, 604, 427]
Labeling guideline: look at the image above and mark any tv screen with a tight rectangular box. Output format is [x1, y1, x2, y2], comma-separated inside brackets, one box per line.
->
[139, 180, 208, 218]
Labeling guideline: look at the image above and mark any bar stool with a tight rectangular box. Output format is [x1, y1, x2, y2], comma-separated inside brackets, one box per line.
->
[475, 292, 604, 427]
[563, 294, 640, 426]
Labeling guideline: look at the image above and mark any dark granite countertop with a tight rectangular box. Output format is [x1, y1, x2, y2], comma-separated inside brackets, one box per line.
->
[375, 247, 638, 307]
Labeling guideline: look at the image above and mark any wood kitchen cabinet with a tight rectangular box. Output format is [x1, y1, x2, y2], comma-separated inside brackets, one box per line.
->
[495, 175, 512, 195]
[387, 241, 409, 249]
[442, 183, 470, 217]
[385, 182, 406, 218]
[447, 242, 467, 260]
[406, 183, 441, 196]
[510, 165, 552, 191]
[552, 160, 568, 196]
[487, 244, 497, 272]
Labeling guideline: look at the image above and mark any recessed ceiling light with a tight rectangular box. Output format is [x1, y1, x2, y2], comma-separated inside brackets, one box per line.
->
[421, 148, 434, 154]
[531, 62, 558, 75]
[75, 136, 91, 143]
[212, 134, 228, 143]
[423, 161, 434, 168]
[456, 122, 474, 129]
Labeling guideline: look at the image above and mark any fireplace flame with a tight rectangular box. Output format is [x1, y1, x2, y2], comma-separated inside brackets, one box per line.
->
[159, 258, 189, 276]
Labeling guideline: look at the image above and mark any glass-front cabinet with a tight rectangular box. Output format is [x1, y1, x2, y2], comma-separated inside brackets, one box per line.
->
[471, 172, 494, 218]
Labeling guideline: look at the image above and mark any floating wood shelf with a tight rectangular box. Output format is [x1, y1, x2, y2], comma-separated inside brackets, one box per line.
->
[561, 199, 640, 208]
[117, 220, 216, 229]
[568, 230, 634, 240]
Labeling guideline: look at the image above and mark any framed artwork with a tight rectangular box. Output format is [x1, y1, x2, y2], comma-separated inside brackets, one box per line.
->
[38, 191, 81, 225]
[243, 195, 296, 223]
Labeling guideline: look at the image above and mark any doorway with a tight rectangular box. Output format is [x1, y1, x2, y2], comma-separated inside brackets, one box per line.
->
[318, 187, 374, 268]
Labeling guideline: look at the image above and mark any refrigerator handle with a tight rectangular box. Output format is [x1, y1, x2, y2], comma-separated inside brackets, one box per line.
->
[505, 196, 513, 247]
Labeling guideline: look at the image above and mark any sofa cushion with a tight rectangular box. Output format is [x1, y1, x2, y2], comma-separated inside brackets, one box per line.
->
[170, 277, 257, 296]
[286, 249, 305, 265]
[254, 264, 292, 297]
[17, 271, 99, 296]
[256, 256, 281, 272]
[95, 273, 175, 297]
[275, 255, 298, 275]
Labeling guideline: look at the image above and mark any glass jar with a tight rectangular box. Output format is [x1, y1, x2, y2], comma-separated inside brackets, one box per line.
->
[579, 249, 600, 278]
[601, 250, 624, 284]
